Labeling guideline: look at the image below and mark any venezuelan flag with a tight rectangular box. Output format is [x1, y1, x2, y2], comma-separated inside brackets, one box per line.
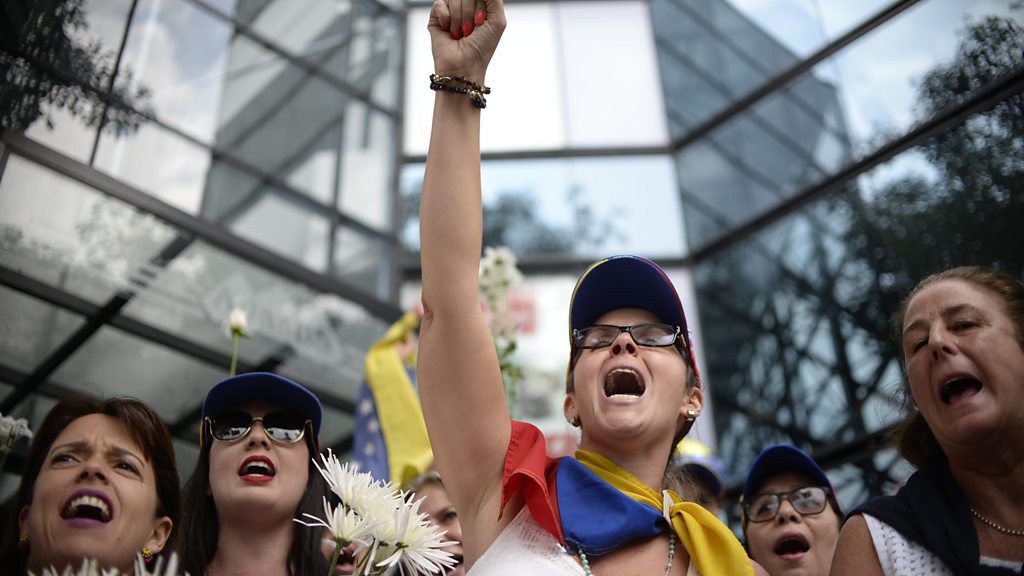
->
[351, 311, 433, 486]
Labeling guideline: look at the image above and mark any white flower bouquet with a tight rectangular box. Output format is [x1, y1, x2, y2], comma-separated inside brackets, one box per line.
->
[296, 450, 456, 576]
[478, 246, 523, 417]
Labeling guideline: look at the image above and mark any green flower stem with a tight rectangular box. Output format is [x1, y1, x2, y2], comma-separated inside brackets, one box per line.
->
[230, 333, 240, 376]
[327, 538, 343, 576]
[0, 435, 13, 473]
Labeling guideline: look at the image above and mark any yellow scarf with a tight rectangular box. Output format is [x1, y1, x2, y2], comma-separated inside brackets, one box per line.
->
[576, 450, 753, 576]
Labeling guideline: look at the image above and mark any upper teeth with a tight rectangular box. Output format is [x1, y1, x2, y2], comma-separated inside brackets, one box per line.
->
[247, 461, 272, 473]
[69, 495, 109, 517]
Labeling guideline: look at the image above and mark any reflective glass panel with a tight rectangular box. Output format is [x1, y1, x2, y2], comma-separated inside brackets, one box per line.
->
[345, 0, 402, 108]
[50, 325, 227, 422]
[0, 154, 179, 304]
[558, 1, 668, 147]
[119, 0, 234, 145]
[676, 0, 1021, 252]
[93, 120, 211, 214]
[3, 1, 137, 162]
[228, 191, 331, 273]
[118, 237, 390, 404]
[401, 155, 685, 258]
[0, 287, 86, 373]
[339, 102, 396, 230]
[332, 225, 394, 301]
[405, 4, 566, 154]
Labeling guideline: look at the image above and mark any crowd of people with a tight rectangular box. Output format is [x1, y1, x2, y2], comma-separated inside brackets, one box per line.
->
[0, 0, 1021, 573]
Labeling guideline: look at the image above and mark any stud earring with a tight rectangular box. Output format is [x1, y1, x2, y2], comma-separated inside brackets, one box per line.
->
[18, 534, 29, 553]
[141, 548, 155, 564]
[685, 409, 697, 422]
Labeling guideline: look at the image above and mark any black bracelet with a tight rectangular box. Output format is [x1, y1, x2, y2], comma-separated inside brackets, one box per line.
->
[430, 73, 490, 108]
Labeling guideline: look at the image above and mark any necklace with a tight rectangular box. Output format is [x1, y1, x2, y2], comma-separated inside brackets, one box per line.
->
[577, 531, 676, 576]
[971, 507, 1024, 537]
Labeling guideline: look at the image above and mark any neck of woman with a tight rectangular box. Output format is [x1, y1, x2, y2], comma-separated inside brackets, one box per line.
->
[207, 520, 296, 576]
[948, 440, 1024, 527]
[579, 439, 673, 491]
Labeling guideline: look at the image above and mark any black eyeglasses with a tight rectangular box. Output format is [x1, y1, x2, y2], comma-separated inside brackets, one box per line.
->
[573, 323, 680, 350]
[742, 486, 831, 523]
[203, 411, 311, 446]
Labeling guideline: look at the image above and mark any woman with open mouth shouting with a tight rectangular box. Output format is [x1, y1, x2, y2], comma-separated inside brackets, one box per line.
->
[832, 266, 1024, 574]
[416, 1, 765, 573]
[0, 397, 180, 574]
[180, 372, 329, 576]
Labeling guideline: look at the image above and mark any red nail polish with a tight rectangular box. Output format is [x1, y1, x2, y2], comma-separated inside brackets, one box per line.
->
[452, 26, 462, 40]
[475, 11, 485, 26]
[463, 22, 474, 36]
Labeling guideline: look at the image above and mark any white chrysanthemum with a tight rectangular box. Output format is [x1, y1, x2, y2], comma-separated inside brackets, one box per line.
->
[295, 496, 376, 547]
[479, 246, 522, 295]
[228, 307, 248, 338]
[372, 494, 456, 576]
[314, 450, 395, 518]
[0, 412, 33, 441]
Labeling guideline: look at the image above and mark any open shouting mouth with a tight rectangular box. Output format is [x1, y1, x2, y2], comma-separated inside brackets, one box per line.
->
[62, 489, 113, 525]
[239, 455, 276, 482]
[604, 368, 646, 397]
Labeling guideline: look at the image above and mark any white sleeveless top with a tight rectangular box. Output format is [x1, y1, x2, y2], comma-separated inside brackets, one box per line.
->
[468, 507, 698, 575]
[865, 513, 1023, 575]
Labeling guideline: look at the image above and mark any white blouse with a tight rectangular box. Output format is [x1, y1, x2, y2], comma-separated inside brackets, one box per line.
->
[864, 513, 1023, 575]
[468, 507, 698, 575]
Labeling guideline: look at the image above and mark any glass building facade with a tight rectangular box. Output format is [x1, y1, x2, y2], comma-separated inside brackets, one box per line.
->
[2, 0, 1022, 535]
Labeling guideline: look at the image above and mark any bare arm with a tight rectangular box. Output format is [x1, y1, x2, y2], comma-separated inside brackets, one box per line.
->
[830, 515, 884, 576]
[417, 0, 509, 564]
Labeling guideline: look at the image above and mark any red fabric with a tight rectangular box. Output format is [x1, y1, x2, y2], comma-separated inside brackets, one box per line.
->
[499, 421, 564, 543]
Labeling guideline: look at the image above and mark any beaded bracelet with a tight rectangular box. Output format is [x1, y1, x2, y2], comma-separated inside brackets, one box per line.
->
[429, 73, 491, 109]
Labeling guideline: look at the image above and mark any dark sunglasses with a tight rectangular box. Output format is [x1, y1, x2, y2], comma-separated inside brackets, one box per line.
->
[573, 323, 681, 350]
[741, 486, 831, 524]
[203, 410, 311, 446]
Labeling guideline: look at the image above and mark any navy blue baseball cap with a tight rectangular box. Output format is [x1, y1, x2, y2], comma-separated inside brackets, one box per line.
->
[673, 454, 727, 496]
[569, 255, 699, 383]
[201, 372, 323, 439]
[742, 445, 841, 515]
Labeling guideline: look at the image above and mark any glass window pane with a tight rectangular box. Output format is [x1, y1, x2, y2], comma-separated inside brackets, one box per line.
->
[50, 325, 227, 422]
[0, 154, 180, 304]
[0, 287, 86, 373]
[332, 226, 393, 300]
[213, 35, 350, 205]
[120, 0, 234, 145]
[401, 155, 685, 259]
[558, 1, 668, 147]
[676, 0, 1021, 252]
[117, 237, 390, 405]
[6, 0, 136, 161]
[93, 120, 210, 214]
[228, 191, 331, 273]
[339, 102, 396, 230]
[404, 4, 567, 155]
[346, 0, 402, 108]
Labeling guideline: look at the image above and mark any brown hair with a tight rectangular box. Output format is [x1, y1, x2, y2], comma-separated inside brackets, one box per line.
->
[0, 396, 181, 571]
[404, 470, 444, 494]
[893, 266, 1024, 469]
